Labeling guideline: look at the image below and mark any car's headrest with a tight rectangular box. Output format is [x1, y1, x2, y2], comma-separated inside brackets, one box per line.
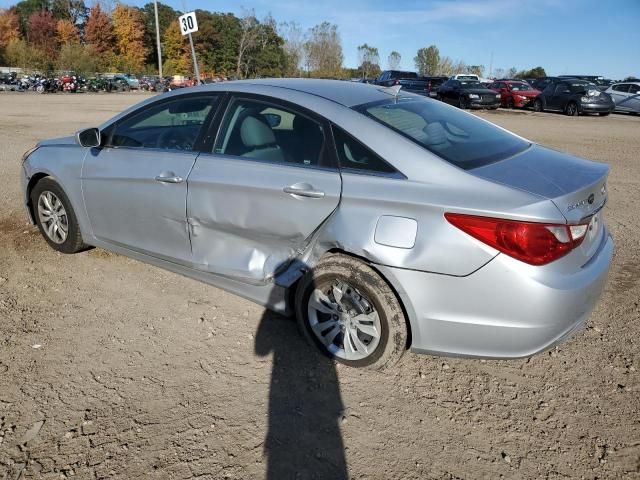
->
[240, 115, 276, 148]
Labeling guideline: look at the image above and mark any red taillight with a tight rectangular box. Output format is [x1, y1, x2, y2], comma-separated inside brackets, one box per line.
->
[445, 213, 589, 266]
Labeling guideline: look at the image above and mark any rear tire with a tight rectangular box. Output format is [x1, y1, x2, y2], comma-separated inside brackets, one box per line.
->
[598, 112, 610, 116]
[31, 177, 86, 254]
[295, 254, 408, 370]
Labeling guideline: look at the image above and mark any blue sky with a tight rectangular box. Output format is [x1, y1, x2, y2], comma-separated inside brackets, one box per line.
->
[3, 0, 638, 78]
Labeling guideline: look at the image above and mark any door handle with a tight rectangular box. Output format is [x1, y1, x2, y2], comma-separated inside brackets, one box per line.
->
[283, 185, 325, 198]
[155, 173, 183, 184]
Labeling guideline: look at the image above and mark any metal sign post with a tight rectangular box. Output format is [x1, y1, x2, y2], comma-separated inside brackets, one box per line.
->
[153, 0, 163, 78]
[179, 11, 200, 85]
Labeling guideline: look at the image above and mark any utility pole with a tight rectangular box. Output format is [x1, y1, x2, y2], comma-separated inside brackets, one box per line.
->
[153, 0, 163, 78]
[489, 51, 494, 78]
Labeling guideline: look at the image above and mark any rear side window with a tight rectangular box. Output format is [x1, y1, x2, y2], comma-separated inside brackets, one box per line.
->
[332, 126, 397, 175]
[612, 84, 630, 92]
[354, 97, 529, 170]
[630, 84, 640, 94]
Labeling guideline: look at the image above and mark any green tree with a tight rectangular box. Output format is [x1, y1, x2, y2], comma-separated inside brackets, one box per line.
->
[4, 37, 46, 70]
[414, 45, 439, 76]
[140, 2, 177, 68]
[515, 66, 546, 78]
[304, 21, 343, 77]
[387, 50, 401, 70]
[192, 10, 242, 76]
[57, 42, 96, 74]
[162, 19, 189, 75]
[356, 43, 379, 79]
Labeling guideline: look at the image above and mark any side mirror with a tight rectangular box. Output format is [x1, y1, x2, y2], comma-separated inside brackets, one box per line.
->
[76, 127, 101, 148]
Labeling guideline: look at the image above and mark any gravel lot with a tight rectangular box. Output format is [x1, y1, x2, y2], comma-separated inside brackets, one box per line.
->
[0, 93, 638, 480]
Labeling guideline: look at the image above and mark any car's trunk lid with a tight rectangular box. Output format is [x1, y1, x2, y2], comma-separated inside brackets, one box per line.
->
[472, 144, 609, 264]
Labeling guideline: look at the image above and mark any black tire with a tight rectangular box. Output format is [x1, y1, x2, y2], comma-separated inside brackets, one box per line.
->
[31, 177, 86, 254]
[506, 98, 514, 109]
[533, 98, 543, 112]
[598, 112, 610, 116]
[565, 101, 579, 116]
[295, 254, 408, 370]
[458, 96, 469, 109]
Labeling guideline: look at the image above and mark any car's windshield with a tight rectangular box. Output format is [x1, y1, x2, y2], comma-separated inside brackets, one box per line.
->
[568, 82, 591, 93]
[457, 75, 477, 80]
[460, 81, 483, 89]
[509, 83, 532, 91]
[354, 96, 530, 170]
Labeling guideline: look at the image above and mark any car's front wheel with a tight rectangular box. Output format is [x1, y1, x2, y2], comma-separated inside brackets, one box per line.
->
[458, 96, 470, 109]
[533, 98, 543, 112]
[31, 177, 86, 254]
[565, 101, 579, 116]
[295, 254, 407, 370]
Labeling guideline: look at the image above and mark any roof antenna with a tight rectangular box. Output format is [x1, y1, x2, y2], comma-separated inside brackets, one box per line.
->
[380, 84, 402, 100]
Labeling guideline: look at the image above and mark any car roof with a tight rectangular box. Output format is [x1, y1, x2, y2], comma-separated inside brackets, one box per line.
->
[197, 78, 396, 108]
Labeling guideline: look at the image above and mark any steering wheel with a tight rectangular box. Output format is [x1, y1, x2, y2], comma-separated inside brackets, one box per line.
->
[155, 128, 194, 151]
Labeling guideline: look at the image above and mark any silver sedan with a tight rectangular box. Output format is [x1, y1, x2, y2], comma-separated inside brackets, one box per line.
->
[605, 82, 640, 114]
[20, 79, 613, 369]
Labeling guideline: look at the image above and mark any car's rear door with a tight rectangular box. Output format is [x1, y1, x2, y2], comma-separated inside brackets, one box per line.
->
[82, 93, 221, 265]
[186, 95, 342, 284]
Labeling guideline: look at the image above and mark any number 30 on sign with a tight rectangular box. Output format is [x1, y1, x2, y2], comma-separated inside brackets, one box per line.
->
[179, 12, 198, 35]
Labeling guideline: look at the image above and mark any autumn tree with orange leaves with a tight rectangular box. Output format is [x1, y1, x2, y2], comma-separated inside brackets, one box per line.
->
[84, 4, 114, 66]
[56, 18, 78, 45]
[162, 20, 189, 75]
[111, 3, 147, 73]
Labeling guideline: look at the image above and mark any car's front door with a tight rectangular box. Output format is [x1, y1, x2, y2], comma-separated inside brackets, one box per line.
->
[548, 83, 568, 110]
[186, 96, 342, 284]
[82, 94, 220, 265]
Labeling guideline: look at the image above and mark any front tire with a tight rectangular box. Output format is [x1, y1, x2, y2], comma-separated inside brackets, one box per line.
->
[458, 96, 470, 109]
[565, 101, 579, 116]
[533, 98, 543, 112]
[31, 178, 86, 254]
[295, 254, 407, 370]
[599, 112, 610, 116]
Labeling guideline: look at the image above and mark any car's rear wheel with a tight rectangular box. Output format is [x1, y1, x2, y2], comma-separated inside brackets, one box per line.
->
[533, 99, 543, 112]
[565, 101, 579, 116]
[295, 254, 407, 370]
[31, 177, 86, 254]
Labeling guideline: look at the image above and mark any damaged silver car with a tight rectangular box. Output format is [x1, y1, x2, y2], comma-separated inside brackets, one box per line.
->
[21, 79, 613, 369]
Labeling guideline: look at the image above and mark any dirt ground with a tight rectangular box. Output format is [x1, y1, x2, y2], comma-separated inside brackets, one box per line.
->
[0, 92, 638, 480]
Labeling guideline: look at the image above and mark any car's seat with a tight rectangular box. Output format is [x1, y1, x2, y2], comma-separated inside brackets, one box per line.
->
[290, 115, 324, 165]
[239, 114, 285, 162]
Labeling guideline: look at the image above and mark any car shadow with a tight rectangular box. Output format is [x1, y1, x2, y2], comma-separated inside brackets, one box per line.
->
[254, 283, 348, 480]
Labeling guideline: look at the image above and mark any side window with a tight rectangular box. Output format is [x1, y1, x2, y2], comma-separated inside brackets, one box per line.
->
[629, 84, 640, 94]
[613, 84, 630, 93]
[332, 126, 397, 175]
[108, 96, 216, 150]
[554, 83, 568, 95]
[214, 98, 327, 167]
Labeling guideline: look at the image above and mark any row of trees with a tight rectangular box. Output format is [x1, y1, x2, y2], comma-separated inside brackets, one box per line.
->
[1, 1, 551, 80]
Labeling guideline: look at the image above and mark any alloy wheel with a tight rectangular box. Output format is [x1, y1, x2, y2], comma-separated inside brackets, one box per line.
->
[37, 191, 68, 244]
[307, 280, 382, 361]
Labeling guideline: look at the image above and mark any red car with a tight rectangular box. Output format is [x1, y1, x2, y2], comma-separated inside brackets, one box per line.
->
[488, 80, 540, 108]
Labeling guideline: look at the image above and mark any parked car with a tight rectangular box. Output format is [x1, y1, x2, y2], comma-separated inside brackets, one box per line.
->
[451, 73, 480, 81]
[488, 80, 541, 108]
[375, 70, 430, 96]
[423, 76, 448, 98]
[529, 76, 561, 92]
[21, 79, 613, 369]
[604, 82, 640, 114]
[558, 75, 612, 91]
[437, 78, 501, 109]
[532, 79, 615, 116]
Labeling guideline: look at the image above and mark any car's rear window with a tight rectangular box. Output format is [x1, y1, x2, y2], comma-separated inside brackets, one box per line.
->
[353, 96, 530, 170]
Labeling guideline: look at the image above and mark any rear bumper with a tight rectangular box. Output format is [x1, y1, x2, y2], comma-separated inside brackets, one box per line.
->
[378, 232, 614, 359]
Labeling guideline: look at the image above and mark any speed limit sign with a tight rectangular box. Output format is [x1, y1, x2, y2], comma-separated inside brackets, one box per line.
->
[179, 11, 198, 35]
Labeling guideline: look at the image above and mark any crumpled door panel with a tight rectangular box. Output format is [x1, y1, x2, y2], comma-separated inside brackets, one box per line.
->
[187, 155, 342, 284]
